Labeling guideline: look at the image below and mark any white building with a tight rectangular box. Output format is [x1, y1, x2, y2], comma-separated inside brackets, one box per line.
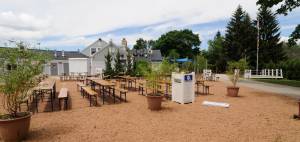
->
[81, 38, 128, 75]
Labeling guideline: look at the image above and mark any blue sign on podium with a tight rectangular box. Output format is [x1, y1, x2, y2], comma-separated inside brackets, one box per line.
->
[184, 75, 193, 81]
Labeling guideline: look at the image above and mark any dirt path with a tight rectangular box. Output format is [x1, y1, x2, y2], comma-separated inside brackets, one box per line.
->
[218, 74, 300, 98]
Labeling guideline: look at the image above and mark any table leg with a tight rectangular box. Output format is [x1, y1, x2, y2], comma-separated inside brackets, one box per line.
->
[102, 86, 105, 104]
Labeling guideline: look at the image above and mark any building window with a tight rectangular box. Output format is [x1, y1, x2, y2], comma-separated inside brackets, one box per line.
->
[91, 48, 96, 55]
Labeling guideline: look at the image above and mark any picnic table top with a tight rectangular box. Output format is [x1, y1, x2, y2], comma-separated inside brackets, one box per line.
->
[82, 86, 98, 95]
[34, 79, 56, 90]
[92, 79, 115, 86]
[119, 76, 138, 80]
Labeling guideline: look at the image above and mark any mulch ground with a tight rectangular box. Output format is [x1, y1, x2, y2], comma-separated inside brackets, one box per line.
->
[1, 77, 300, 142]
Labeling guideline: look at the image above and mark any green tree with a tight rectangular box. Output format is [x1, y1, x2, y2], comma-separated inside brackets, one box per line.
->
[207, 31, 227, 72]
[133, 38, 147, 50]
[288, 24, 300, 47]
[0, 46, 50, 118]
[193, 55, 207, 74]
[114, 50, 123, 75]
[104, 51, 113, 76]
[126, 52, 133, 75]
[257, 6, 286, 68]
[223, 6, 257, 65]
[168, 49, 179, 62]
[257, 0, 300, 15]
[227, 58, 248, 74]
[154, 29, 201, 58]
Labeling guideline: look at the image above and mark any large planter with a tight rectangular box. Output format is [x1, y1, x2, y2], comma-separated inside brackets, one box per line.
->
[147, 95, 163, 110]
[227, 86, 240, 97]
[0, 112, 31, 142]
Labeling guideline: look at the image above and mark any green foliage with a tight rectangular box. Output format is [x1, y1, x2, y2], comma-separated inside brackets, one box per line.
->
[139, 60, 176, 96]
[193, 55, 207, 74]
[133, 38, 147, 50]
[104, 51, 114, 76]
[135, 60, 151, 76]
[159, 59, 177, 76]
[126, 52, 133, 75]
[227, 59, 248, 74]
[207, 32, 227, 72]
[257, 6, 286, 68]
[0, 47, 50, 117]
[168, 49, 179, 62]
[114, 50, 123, 75]
[257, 0, 300, 15]
[223, 5, 257, 68]
[288, 24, 300, 47]
[154, 29, 201, 58]
[264, 59, 300, 80]
[181, 62, 193, 73]
[283, 43, 300, 59]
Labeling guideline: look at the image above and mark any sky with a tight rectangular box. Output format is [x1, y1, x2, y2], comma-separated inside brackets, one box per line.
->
[0, 0, 299, 51]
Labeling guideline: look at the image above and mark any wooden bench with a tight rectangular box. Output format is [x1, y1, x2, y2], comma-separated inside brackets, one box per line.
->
[58, 88, 69, 110]
[114, 87, 128, 102]
[81, 86, 98, 106]
[76, 82, 86, 91]
[138, 82, 146, 95]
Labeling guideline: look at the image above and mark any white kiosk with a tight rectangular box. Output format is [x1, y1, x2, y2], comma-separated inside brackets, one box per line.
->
[171, 72, 195, 104]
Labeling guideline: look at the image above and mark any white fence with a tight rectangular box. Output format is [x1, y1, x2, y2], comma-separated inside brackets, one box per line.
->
[244, 69, 283, 79]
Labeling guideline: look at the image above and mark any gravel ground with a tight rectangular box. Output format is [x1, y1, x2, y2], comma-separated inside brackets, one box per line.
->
[1, 78, 300, 142]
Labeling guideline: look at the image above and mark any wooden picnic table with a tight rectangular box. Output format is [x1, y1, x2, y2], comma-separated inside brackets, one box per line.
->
[119, 76, 138, 90]
[157, 80, 172, 99]
[90, 79, 115, 104]
[33, 79, 56, 112]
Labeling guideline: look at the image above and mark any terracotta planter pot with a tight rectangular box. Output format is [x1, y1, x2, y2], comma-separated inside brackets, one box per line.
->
[0, 112, 31, 142]
[147, 95, 163, 110]
[227, 86, 240, 97]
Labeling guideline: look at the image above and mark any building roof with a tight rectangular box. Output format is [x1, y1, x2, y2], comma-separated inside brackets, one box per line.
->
[131, 49, 162, 62]
[49, 50, 88, 60]
[150, 50, 163, 61]
[0, 47, 88, 60]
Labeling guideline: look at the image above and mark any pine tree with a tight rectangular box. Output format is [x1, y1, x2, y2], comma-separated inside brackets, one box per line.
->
[126, 52, 133, 75]
[207, 31, 227, 72]
[223, 5, 257, 66]
[114, 50, 123, 75]
[257, 6, 286, 68]
[104, 51, 113, 76]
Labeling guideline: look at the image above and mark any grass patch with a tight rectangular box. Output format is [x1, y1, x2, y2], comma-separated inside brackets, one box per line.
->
[254, 79, 300, 87]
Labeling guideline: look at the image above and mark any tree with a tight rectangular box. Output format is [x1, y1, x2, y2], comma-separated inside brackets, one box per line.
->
[257, 7, 286, 68]
[103, 51, 113, 76]
[168, 49, 179, 62]
[223, 6, 257, 67]
[147, 40, 156, 49]
[114, 50, 123, 75]
[0, 45, 50, 117]
[126, 52, 133, 75]
[257, 0, 300, 15]
[207, 31, 227, 72]
[288, 24, 300, 47]
[154, 29, 201, 58]
[133, 38, 147, 50]
[193, 55, 207, 74]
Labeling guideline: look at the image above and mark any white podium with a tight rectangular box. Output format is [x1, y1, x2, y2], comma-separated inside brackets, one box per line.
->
[171, 72, 195, 104]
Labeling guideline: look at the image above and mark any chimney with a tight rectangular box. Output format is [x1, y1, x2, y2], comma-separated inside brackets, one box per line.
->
[62, 50, 65, 57]
[121, 38, 127, 48]
[99, 38, 102, 41]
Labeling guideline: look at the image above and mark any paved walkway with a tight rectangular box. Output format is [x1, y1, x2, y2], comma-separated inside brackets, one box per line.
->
[218, 74, 300, 98]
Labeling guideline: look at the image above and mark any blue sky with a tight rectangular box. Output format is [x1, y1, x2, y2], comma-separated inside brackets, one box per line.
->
[0, 0, 299, 51]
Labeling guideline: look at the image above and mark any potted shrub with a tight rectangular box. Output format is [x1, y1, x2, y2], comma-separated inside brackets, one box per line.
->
[141, 59, 176, 110]
[227, 69, 240, 97]
[0, 45, 49, 142]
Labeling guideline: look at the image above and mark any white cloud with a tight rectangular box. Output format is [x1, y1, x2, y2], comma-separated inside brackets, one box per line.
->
[0, 11, 52, 40]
